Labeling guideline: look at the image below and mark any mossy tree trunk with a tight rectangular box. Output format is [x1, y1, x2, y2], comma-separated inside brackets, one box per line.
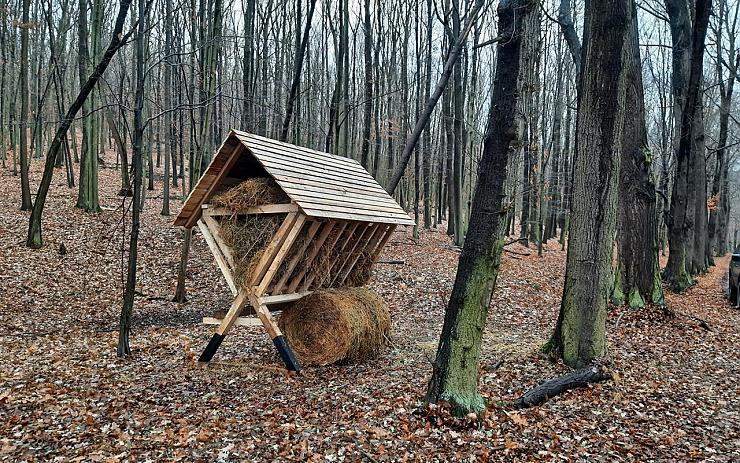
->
[614, 2, 663, 308]
[546, 0, 630, 368]
[425, 0, 530, 416]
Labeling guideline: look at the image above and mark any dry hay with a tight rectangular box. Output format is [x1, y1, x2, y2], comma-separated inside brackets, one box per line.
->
[218, 214, 283, 286]
[344, 250, 374, 287]
[278, 288, 391, 366]
[211, 177, 289, 211]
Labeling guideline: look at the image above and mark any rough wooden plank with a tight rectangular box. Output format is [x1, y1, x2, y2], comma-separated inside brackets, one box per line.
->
[331, 223, 375, 286]
[215, 289, 251, 335]
[279, 182, 407, 208]
[249, 149, 378, 185]
[256, 214, 307, 295]
[289, 194, 413, 214]
[272, 220, 321, 294]
[249, 213, 300, 286]
[287, 221, 340, 293]
[203, 316, 262, 327]
[258, 158, 381, 189]
[201, 203, 300, 216]
[201, 215, 235, 269]
[272, 173, 390, 196]
[197, 219, 238, 296]
[371, 225, 397, 262]
[236, 131, 360, 168]
[337, 224, 388, 286]
[247, 293, 282, 338]
[300, 221, 354, 291]
[298, 208, 414, 225]
[262, 292, 311, 305]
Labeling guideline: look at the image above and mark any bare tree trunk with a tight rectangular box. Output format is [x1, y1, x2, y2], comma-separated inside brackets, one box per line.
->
[426, 0, 529, 415]
[19, 0, 32, 211]
[546, 0, 631, 368]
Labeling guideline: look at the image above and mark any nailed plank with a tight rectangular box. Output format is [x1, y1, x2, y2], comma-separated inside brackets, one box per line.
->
[249, 213, 300, 287]
[298, 208, 414, 225]
[262, 292, 311, 304]
[337, 224, 388, 286]
[203, 316, 262, 327]
[236, 131, 360, 168]
[288, 221, 340, 293]
[197, 219, 238, 296]
[201, 215, 235, 269]
[272, 221, 321, 294]
[288, 194, 413, 215]
[248, 148, 378, 185]
[201, 203, 300, 215]
[256, 214, 307, 295]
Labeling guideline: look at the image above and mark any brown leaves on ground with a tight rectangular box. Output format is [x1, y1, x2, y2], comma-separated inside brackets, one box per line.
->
[0, 160, 739, 461]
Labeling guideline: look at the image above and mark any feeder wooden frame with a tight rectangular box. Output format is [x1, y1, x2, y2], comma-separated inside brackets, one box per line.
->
[174, 131, 412, 371]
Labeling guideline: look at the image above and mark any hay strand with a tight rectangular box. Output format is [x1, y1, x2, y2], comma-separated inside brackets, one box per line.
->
[278, 288, 391, 366]
[218, 215, 283, 287]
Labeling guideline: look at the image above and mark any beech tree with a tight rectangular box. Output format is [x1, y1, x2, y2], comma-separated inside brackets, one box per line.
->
[545, 0, 631, 368]
[426, 0, 531, 415]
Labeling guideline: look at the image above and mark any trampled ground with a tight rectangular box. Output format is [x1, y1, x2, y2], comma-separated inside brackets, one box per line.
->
[1, 159, 738, 461]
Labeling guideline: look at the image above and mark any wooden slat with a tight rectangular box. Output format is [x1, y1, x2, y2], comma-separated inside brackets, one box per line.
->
[299, 208, 414, 225]
[201, 215, 235, 269]
[248, 148, 379, 186]
[301, 221, 354, 291]
[257, 158, 383, 190]
[272, 173, 390, 197]
[288, 194, 414, 215]
[203, 316, 262, 327]
[337, 224, 388, 286]
[272, 220, 321, 294]
[331, 223, 375, 286]
[249, 213, 300, 286]
[316, 222, 363, 289]
[174, 135, 242, 227]
[288, 221, 341, 293]
[371, 224, 397, 262]
[201, 203, 300, 216]
[197, 219, 238, 296]
[256, 214, 307, 295]
[262, 292, 311, 305]
[236, 131, 360, 169]
[247, 293, 282, 338]
[278, 182, 407, 208]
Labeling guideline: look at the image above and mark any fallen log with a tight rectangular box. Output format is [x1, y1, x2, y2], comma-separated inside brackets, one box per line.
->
[515, 364, 612, 408]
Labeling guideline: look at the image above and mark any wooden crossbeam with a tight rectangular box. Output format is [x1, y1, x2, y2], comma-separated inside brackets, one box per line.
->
[272, 220, 321, 294]
[197, 219, 238, 296]
[262, 292, 310, 305]
[201, 203, 300, 216]
[331, 223, 375, 286]
[255, 214, 307, 295]
[203, 316, 262, 327]
[287, 221, 339, 293]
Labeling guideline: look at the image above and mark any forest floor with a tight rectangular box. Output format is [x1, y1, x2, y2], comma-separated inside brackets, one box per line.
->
[1, 157, 739, 462]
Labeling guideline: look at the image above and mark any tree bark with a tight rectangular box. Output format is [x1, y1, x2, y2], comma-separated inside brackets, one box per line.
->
[545, 0, 631, 368]
[613, 1, 664, 308]
[425, 0, 529, 416]
[19, 0, 32, 211]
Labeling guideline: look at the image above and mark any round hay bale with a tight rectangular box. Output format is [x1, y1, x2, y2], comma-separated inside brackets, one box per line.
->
[278, 288, 391, 366]
[211, 177, 289, 210]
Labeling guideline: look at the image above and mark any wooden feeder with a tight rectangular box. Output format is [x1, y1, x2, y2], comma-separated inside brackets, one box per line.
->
[173, 130, 414, 371]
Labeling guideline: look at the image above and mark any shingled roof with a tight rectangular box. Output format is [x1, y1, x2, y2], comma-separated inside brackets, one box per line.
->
[173, 130, 414, 228]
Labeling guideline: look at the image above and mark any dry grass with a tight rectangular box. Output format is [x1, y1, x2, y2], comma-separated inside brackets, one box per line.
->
[218, 215, 283, 287]
[278, 288, 391, 366]
[211, 177, 289, 211]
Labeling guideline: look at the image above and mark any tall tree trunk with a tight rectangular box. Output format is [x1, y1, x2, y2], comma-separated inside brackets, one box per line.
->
[545, 0, 631, 368]
[613, 2, 664, 308]
[18, 0, 31, 211]
[359, 0, 373, 169]
[425, 0, 529, 415]
[119, 0, 147, 357]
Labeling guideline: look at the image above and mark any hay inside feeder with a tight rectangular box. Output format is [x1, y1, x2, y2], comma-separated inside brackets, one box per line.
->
[278, 288, 391, 366]
[218, 214, 283, 287]
[211, 177, 290, 211]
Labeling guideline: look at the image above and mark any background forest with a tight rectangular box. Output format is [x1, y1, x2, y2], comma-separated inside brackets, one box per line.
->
[1, 0, 739, 460]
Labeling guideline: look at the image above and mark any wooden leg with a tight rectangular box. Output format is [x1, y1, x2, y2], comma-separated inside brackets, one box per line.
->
[198, 290, 250, 362]
[248, 293, 301, 371]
